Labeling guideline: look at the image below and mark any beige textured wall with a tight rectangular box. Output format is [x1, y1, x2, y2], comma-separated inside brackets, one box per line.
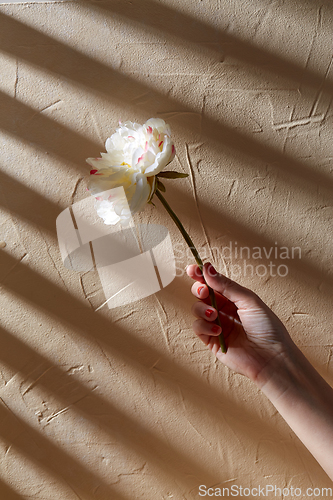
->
[0, 0, 333, 498]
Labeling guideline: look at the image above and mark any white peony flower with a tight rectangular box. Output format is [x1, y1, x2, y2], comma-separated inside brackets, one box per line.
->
[86, 118, 175, 225]
[85, 120, 226, 349]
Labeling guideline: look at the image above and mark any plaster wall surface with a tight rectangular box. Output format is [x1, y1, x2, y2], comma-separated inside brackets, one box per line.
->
[0, 0, 332, 498]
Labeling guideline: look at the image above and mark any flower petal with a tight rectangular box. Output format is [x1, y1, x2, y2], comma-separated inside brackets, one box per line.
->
[143, 136, 174, 176]
[88, 167, 134, 195]
[145, 118, 170, 136]
[132, 147, 145, 168]
[129, 173, 151, 214]
[95, 198, 121, 225]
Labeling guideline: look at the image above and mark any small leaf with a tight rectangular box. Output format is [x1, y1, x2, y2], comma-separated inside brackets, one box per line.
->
[147, 200, 156, 206]
[156, 179, 166, 192]
[157, 171, 189, 179]
[147, 176, 157, 202]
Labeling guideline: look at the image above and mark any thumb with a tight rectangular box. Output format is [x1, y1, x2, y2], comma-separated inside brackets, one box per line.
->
[203, 262, 260, 310]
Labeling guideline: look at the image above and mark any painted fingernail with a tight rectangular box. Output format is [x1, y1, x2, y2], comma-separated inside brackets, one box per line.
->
[211, 325, 221, 334]
[205, 309, 214, 318]
[208, 264, 218, 276]
[197, 286, 204, 295]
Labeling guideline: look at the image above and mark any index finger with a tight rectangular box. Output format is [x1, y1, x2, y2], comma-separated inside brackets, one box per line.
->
[186, 264, 205, 283]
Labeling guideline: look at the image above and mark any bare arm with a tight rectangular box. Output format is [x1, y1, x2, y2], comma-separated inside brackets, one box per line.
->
[258, 343, 333, 479]
[187, 262, 333, 480]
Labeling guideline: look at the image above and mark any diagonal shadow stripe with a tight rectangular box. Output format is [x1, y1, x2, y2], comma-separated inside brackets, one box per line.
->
[0, 251, 300, 477]
[0, 478, 24, 500]
[0, 397, 125, 499]
[0, 168, 63, 234]
[0, 12, 332, 196]
[0, 91, 101, 166]
[87, 0, 333, 97]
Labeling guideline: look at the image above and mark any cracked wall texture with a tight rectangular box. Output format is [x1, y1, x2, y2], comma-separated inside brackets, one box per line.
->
[0, 0, 332, 498]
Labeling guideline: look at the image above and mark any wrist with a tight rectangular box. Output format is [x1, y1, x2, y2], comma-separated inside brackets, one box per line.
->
[253, 341, 307, 404]
[256, 341, 333, 414]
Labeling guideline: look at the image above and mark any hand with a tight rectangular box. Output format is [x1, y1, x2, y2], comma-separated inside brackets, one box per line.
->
[188, 263, 333, 480]
[187, 262, 297, 387]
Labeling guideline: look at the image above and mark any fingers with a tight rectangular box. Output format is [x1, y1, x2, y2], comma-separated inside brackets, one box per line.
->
[201, 262, 261, 309]
[190, 281, 210, 300]
[191, 300, 218, 321]
[186, 264, 205, 283]
[191, 301, 223, 352]
[187, 265, 208, 299]
[192, 318, 222, 345]
[187, 262, 257, 309]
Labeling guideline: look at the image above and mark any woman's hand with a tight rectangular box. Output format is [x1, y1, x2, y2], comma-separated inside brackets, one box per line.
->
[187, 262, 333, 480]
[187, 262, 296, 387]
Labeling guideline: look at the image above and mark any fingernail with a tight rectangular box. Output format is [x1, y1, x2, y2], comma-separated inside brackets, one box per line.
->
[197, 286, 204, 295]
[208, 264, 218, 276]
[205, 309, 214, 318]
[211, 325, 221, 334]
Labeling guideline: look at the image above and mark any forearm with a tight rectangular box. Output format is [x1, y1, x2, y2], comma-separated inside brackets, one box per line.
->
[257, 343, 333, 480]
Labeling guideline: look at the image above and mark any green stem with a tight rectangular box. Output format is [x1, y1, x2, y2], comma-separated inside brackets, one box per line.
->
[155, 189, 227, 354]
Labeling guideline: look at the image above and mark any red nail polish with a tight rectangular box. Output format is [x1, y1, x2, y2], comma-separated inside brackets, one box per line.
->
[197, 286, 204, 295]
[208, 264, 218, 276]
[211, 325, 221, 334]
[205, 309, 214, 318]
